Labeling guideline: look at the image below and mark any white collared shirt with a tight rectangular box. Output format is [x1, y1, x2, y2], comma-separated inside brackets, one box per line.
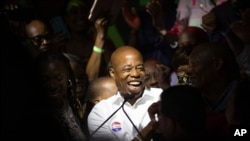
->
[87, 87, 162, 141]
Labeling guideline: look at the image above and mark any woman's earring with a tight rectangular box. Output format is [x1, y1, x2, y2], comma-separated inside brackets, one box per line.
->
[67, 79, 72, 87]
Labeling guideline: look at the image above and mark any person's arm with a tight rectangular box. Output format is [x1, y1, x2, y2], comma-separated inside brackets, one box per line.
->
[222, 28, 245, 56]
[226, 20, 250, 76]
[86, 18, 107, 82]
[176, 0, 189, 26]
[132, 121, 154, 141]
[121, 2, 140, 47]
[145, 0, 165, 35]
[132, 101, 162, 141]
[145, 0, 180, 46]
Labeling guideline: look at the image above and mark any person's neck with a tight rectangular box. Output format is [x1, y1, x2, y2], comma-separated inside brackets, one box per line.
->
[202, 78, 230, 104]
[127, 98, 137, 106]
[127, 91, 144, 106]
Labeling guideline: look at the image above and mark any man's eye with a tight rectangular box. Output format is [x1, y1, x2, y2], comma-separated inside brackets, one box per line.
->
[32, 37, 40, 42]
[122, 67, 131, 72]
[136, 66, 144, 71]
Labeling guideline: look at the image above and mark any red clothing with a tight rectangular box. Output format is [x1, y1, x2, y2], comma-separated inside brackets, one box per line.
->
[204, 106, 230, 140]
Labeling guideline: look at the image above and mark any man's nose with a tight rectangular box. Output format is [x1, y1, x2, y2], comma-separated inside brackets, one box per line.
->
[131, 68, 140, 77]
[41, 38, 49, 45]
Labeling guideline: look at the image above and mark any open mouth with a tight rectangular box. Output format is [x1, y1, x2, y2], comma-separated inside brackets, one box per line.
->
[127, 81, 142, 93]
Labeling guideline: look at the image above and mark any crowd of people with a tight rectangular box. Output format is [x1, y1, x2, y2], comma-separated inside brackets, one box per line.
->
[1, 0, 250, 141]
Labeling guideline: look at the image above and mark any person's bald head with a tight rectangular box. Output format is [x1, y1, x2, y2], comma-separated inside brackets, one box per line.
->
[190, 42, 236, 67]
[188, 42, 240, 89]
[87, 76, 117, 104]
[110, 46, 143, 67]
[144, 58, 160, 67]
[25, 19, 48, 38]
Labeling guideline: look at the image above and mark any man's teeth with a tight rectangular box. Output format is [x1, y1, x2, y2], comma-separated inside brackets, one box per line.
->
[128, 82, 140, 85]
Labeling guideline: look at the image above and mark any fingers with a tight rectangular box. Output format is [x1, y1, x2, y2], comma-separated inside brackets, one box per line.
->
[148, 101, 160, 123]
[201, 11, 217, 32]
[146, 0, 161, 17]
[95, 18, 109, 39]
[4, 4, 18, 11]
[95, 18, 108, 27]
[121, 3, 140, 30]
[122, 6, 135, 21]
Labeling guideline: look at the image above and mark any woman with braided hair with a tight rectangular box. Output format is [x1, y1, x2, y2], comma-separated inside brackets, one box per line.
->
[31, 48, 86, 141]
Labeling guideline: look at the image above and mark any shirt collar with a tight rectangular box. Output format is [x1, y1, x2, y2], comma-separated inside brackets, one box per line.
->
[205, 79, 239, 112]
[113, 87, 157, 107]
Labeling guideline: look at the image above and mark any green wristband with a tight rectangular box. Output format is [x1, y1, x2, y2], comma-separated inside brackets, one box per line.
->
[93, 46, 104, 53]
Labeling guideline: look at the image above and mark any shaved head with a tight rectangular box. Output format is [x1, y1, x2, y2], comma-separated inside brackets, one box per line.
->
[188, 42, 240, 89]
[25, 19, 48, 38]
[110, 46, 143, 68]
[87, 76, 117, 104]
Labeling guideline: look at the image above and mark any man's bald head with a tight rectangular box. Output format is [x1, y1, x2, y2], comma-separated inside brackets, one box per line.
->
[25, 19, 48, 38]
[110, 46, 143, 68]
[86, 76, 117, 104]
[190, 42, 237, 66]
[188, 42, 240, 88]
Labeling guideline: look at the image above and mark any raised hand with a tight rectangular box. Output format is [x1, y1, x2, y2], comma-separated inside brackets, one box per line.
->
[122, 2, 141, 31]
[146, 0, 164, 31]
[147, 101, 161, 133]
[155, 63, 171, 89]
[2, 1, 25, 36]
[201, 11, 217, 33]
[94, 18, 109, 47]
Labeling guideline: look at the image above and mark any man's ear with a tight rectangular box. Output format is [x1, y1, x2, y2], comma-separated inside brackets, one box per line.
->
[94, 99, 101, 105]
[109, 68, 115, 78]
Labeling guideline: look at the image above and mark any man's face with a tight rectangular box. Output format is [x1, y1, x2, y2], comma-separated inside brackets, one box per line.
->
[69, 61, 88, 100]
[39, 60, 68, 96]
[26, 20, 51, 51]
[188, 52, 215, 89]
[38, 60, 68, 108]
[110, 51, 145, 98]
[144, 60, 159, 88]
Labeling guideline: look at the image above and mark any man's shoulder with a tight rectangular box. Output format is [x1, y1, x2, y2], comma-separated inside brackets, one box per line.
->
[95, 94, 118, 107]
[147, 87, 163, 93]
[144, 87, 163, 98]
[88, 95, 119, 117]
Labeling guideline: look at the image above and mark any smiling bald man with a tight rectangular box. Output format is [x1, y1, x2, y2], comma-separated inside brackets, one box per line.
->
[87, 46, 163, 141]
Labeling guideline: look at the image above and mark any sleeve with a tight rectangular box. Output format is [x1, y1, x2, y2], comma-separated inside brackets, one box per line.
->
[237, 45, 250, 77]
[176, 0, 190, 21]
